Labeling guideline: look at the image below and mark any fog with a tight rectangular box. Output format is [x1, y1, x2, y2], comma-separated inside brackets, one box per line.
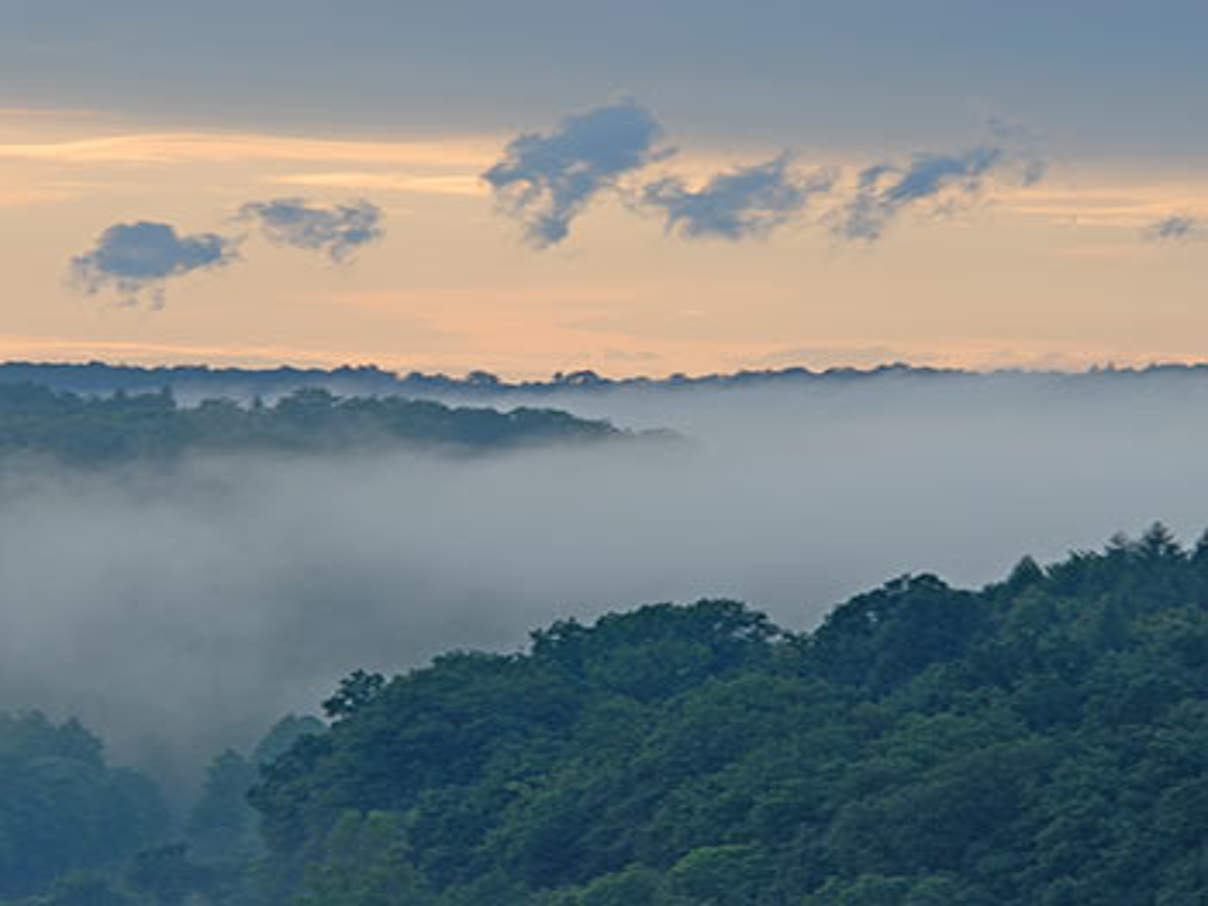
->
[4, 371, 1208, 791]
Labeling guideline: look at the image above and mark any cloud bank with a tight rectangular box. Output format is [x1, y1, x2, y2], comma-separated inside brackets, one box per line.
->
[237, 198, 384, 262]
[482, 98, 671, 247]
[486, 101, 1047, 247]
[641, 153, 836, 240]
[69, 221, 239, 308]
[832, 146, 1011, 241]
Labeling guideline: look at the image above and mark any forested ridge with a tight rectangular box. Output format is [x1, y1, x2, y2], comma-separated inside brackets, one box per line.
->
[0, 383, 632, 465]
[5, 360, 1208, 402]
[9, 524, 1208, 904]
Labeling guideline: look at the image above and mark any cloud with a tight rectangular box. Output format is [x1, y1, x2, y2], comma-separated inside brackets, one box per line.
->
[1144, 214, 1202, 241]
[987, 117, 1047, 187]
[237, 198, 384, 262]
[70, 221, 239, 308]
[641, 152, 836, 240]
[829, 119, 1047, 242]
[482, 101, 1052, 247]
[832, 146, 1009, 241]
[482, 99, 672, 247]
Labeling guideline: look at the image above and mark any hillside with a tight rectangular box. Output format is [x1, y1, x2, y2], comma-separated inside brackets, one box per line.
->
[8, 524, 1208, 904]
[241, 524, 1208, 905]
[0, 384, 636, 466]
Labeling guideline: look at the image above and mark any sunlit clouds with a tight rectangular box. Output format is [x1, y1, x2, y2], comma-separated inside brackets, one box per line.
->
[1, 103, 1208, 375]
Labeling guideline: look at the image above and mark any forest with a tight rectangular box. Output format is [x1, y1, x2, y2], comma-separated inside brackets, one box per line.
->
[0, 383, 633, 466]
[5, 360, 1208, 404]
[7, 523, 1208, 904]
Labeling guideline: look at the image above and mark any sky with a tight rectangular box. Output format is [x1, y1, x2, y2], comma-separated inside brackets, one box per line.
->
[2, 0, 1208, 378]
[5, 2, 1208, 778]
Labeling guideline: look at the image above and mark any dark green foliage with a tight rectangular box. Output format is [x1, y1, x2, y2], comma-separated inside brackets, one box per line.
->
[124, 846, 214, 906]
[35, 872, 137, 906]
[805, 573, 986, 692]
[293, 810, 436, 906]
[321, 671, 386, 720]
[186, 751, 260, 867]
[183, 715, 327, 903]
[243, 524, 1208, 904]
[0, 384, 628, 466]
[0, 713, 168, 900]
[17, 523, 1208, 903]
[251, 716, 325, 767]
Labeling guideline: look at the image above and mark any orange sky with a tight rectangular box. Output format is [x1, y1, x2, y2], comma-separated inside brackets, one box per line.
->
[2, 107, 1207, 379]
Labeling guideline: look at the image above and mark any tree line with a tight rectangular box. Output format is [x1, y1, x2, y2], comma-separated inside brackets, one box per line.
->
[8, 523, 1208, 903]
[0, 383, 630, 466]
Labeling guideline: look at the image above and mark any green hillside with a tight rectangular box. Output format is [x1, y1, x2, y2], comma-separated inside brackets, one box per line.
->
[0, 384, 630, 465]
[10, 524, 1208, 905]
[245, 524, 1208, 905]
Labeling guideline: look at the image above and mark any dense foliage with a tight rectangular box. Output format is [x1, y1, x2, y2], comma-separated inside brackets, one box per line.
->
[11, 524, 1208, 904]
[0, 384, 627, 465]
[0, 712, 167, 901]
[0, 715, 323, 906]
[236, 524, 1208, 905]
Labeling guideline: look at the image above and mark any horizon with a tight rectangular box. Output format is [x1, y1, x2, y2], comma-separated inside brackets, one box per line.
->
[2, 356, 1208, 384]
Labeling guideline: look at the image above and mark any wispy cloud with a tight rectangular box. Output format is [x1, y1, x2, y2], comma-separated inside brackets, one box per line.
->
[483, 99, 672, 247]
[987, 117, 1047, 186]
[641, 152, 836, 240]
[825, 118, 1047, 242]
[237, 198, 384, 262]
[1143, 214, 1203, 241]
[832, 145, 1012, 241]
[70, 221, 239, 308]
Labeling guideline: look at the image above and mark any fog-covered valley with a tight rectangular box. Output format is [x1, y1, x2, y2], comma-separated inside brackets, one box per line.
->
[4, 368, 1208, 790]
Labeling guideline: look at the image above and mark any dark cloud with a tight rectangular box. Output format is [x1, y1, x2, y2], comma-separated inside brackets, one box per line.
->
[641, 153, 836, 240]
[484, 101, 1050, 247]
[1145, 214, 1200, 241]
[482, 99, 672, 247]
[70, 221, 239, 308]
[832, 146, 1009, 241]
[237, 198, 384, 262]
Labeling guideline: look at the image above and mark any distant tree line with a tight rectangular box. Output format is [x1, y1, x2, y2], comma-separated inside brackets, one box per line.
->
[0, 383, 631, 466]
[5, 359, 1208, 403]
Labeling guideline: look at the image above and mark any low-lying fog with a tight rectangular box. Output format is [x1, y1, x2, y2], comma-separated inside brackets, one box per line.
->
[4, 371, 1208, 790]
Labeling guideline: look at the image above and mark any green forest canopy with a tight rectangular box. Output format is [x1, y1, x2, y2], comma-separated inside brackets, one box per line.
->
[0, 384, 637, 465]
[9, 523, 1208, 904]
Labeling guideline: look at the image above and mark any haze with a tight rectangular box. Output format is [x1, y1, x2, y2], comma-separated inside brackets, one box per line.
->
[2, 371, 1206, 788]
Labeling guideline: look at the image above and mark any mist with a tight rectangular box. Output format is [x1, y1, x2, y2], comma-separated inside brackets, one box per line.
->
[4, 370, 1208, 792]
